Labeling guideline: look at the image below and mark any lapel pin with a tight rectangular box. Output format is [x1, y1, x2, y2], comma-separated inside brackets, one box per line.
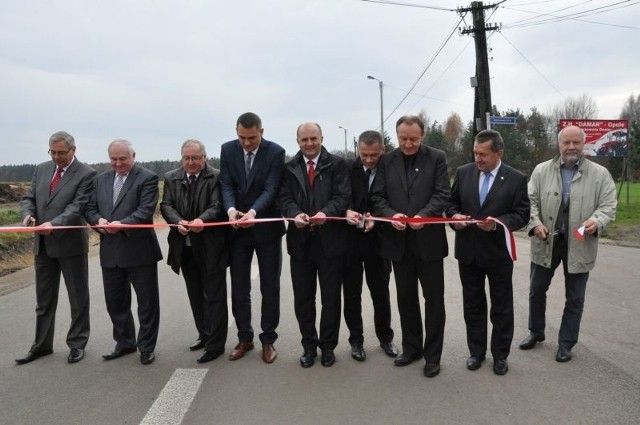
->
[500, 176, 504, 180]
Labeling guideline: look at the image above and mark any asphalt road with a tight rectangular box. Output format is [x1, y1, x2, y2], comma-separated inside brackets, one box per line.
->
[0, 229, 638, 425]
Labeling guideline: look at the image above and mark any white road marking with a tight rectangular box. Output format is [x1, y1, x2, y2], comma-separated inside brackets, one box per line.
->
[140, 368, 208, 425]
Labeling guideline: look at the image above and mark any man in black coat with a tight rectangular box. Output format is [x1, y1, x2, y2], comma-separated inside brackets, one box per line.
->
[160, 139, 228, 364]
[279, 122, 351, 368]
[343, 130, 398, 361]
[447, 129, 530, 375]
[371, 115, 450, 378]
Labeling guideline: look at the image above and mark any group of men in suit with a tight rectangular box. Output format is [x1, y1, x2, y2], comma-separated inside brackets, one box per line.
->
[15, 116, 616, 378]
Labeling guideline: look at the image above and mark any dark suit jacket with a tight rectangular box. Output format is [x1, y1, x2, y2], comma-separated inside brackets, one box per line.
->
[279, 147, 351, 260]
[85, 165, 162, 268]
[220, 138, 286, 243]
[447, 162, 530, 268]
[20, 158, 97, 257]
[160, 163, 228, 274]
[371, 145, 450, 262]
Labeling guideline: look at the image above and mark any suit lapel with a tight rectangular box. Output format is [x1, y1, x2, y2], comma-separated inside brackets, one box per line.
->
[481, 164, 509, 207]
[246, 141, 266, 189]
[113, 166, 137, 210]
[391, 151, 408, 192]
[408, 149, 427, 189]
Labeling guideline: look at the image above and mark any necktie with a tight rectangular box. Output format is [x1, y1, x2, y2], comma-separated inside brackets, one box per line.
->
[49, 167, 63, 193]
[479, 172, 491, 206]
[366, 168, 373, 190]
[307, 160, 315, 188]
[188, 174, 197, 197]
[113, 174, 125, 206]
[245, 151, 253, 176]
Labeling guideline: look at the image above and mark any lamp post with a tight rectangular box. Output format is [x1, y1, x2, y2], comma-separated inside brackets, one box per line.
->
[338, 125, 348, 155]
[367, 75, 384, 141]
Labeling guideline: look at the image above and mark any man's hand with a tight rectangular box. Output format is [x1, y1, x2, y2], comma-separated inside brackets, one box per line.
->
[391, 213, 407, 231]
[105, 220, 123, 234]
[177, 219, 190, 236]
[534, 224, 549, 241]
[35, 221, 53, 235]
[237, 210, 256, 229]
[477, 216, 496, 232]
[583, 218, 598, 235]
[408, 214, 424, 230]
[309, 212, 327, 227]
[189, 218, 205, 233]
[364, 212, 375, 232]
[228, 208, 240, 229]
[451, 214, 470, 230]
[22, 215, 36, 227]
[345, 209, 362, 226]
[294, 213, 309, 229]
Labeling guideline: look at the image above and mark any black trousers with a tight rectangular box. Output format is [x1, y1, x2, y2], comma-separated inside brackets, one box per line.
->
[291, 237, 344, 351]
[528, 235, 589, 349]
[458, 261, 514, 360]
[32, 248, 90, 353]
[101, 263, 160, 353]
[229, 231, 282, 344]
[343, 233, 393, 345]
[181, 247, 228, 352]
[392, 250, 445, 364]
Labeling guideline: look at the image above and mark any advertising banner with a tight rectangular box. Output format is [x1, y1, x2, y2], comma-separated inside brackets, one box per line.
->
[559, 119, 628, 157]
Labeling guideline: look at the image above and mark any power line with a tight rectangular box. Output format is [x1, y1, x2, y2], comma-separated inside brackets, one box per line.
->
[358, 0, 456, 11]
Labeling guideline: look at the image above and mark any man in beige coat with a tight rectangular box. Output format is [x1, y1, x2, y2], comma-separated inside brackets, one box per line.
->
[518, 125, 617, 362]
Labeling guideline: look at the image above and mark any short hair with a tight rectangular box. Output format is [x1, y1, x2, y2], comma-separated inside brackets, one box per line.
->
[558, 126, 586, 143]
[181, 139, 207, 157]
[237, 112, 262, 130]
[108, 139, 135, 156]
[358, 130, 383, 147]
[475, 129, 504, 152]
[395, 115, 425, 133]
[49, 131, 75, 149]
[296, 122, 323, 138]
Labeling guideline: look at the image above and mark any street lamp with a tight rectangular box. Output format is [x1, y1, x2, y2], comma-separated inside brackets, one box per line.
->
[367, 75, 384, 142]
[338, 125, 348, 155]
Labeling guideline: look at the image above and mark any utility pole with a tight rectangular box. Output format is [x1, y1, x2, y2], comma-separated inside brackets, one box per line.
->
[458, 1, 501, 136]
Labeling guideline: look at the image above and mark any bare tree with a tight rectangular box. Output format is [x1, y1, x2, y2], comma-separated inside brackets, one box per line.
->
[620, 93, 640, 124]
[443, 112, 465, 152]
[545, 94, 598, 142]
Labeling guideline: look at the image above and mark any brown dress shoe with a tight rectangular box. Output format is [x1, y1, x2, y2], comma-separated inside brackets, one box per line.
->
[229, 341, 254, 360]
[262, 344, 277, 364]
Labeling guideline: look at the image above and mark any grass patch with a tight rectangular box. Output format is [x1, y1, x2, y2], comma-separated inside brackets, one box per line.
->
[0, 208, 20, 226]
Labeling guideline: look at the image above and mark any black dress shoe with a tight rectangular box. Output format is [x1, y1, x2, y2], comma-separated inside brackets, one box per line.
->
[189, 339, 205, 351]
[466, 355, 485, 371]
[423, 362, 440, 378]
[140, 352, 155, 365]
[68, 348, 85, 364]
[556, 346, 572, 362]
[300, 349, 317, 368]
[519, 333, 545, 350]
[15, 349, 53, 365]
[197, 349, 224, 364]
[351, 343, 366, 361]
[393, 352, 422, 367]
[321, 349, 336, 367]
[102, 347, 137, 361]
[493, 359, 509, 375]
[380, 341, 399, 358]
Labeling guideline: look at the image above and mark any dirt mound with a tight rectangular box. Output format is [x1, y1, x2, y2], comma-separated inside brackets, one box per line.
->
[0, 183, 28, 203]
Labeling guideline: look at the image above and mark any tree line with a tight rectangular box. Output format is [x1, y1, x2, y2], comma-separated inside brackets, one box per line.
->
[2, 94, 639, 183]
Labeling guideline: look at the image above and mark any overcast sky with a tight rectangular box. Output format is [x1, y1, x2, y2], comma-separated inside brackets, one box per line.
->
[0, 0, 638, 166]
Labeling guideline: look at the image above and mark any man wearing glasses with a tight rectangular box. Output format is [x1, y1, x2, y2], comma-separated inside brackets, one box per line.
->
[17, 131, 97, 365]
[161, 140, 229, 363]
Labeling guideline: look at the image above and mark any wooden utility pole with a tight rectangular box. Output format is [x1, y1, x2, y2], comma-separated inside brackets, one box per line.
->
[459, 1, 501, 136]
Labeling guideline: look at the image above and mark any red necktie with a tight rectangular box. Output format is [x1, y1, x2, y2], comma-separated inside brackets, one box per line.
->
[50, 167, 63, 193]
[307, 160, 315, 188]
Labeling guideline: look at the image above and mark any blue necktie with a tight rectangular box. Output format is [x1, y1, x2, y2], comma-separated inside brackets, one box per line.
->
[479, 172, 491, 206]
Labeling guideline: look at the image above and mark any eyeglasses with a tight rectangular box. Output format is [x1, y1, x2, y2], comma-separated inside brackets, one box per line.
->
[48, 149, 72, 156]
[182, 156, 204, 162]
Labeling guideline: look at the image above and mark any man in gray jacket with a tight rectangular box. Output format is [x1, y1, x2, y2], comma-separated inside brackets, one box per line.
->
[518, 125, 617, 362]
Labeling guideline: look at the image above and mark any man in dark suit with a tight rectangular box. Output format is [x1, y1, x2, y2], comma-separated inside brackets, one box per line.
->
[220, 112, 285, 364]
[85, 139, 162, 365]
[371, 115, 450, 378]
[343, 130, 398, 361]
[279, 122, 351, 368]
[17, 131, 96, 365]
[161, 139, 228, 364]
[446, 129, 530, 375]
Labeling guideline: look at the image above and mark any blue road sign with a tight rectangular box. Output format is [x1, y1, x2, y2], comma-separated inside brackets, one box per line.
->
[490, 116, 517, 125]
